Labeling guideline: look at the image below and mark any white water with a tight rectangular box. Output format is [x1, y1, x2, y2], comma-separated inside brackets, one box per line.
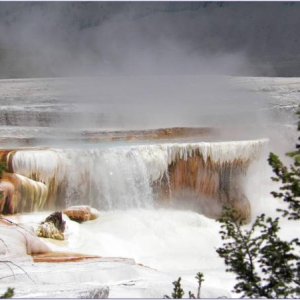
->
[17, 208, 235, 297]
[1, 76, 300, 297]
[63, 148, 156, 209]
[11, 139, 267, 210]
[7, 138, 269, 297]
[13, 149, 299, 298]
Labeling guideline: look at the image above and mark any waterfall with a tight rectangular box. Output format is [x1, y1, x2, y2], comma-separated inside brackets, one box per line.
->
[5, 138, 267, 218]
[62, 148, 156, 209]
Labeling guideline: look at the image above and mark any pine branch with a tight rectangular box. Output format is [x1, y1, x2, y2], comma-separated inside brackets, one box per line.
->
[0, 288, 14, 299]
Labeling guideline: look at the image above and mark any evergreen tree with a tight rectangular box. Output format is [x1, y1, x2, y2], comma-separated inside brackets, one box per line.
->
[164, 273, 205, 299]
[188, 273, 205, 299]
[0, 288, 14, 299]
[166, 111, 300, 298]
[268, 112, 300, 220]
[217, 208, 299, 298]
[164, 277, 184, 299]
[217, 110, 300, 298]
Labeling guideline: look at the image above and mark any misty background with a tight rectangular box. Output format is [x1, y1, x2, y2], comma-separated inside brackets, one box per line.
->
[0, 1, 298, 149]
[0, 1, 300, 78]
[0, 2, 298, 217]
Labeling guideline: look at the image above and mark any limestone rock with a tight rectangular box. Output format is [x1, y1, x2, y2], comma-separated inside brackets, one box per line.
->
[0, 221, 50, 258]
[63, 205, 99, 223]
[44, 211, 66, 232]
[36, 211, 65, 240]
[36, 221, 64, 240]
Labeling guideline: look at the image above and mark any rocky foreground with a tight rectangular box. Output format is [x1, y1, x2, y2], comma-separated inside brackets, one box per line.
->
[0, 213, 181, 298]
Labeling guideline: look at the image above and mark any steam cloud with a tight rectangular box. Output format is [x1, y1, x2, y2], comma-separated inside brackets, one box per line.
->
[0, 2, 297, 142]
[1, 2, 300, 78]
[0, 1, 297, 223]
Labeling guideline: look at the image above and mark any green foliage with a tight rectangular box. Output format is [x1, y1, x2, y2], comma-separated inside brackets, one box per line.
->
[0, 288, 14, 299]
[172, 277, 184, 299]
[267, 110, 300, 220]
[217, 110, 300, 297]
[268, 151, 300, 220]
[217, 207, 299, 298]
[188, 273, 205, 299]
[166, 110, 300, 298]
[164, 273, 205, 299]
[164, 277, 184, 299]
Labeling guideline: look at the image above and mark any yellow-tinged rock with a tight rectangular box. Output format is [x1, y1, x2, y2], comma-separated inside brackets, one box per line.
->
[36, 222, 64, 240]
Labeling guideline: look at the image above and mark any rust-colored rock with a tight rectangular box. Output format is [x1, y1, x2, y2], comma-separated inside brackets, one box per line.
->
[32, 252, 136, 265]
[157, 154, 251, 223]
[32, 252, 100, 263]
[82, 127, 218, 142]
[63, 205, 99, 223]
[0, 173, 48, 214]
[0, 127, 259, 224]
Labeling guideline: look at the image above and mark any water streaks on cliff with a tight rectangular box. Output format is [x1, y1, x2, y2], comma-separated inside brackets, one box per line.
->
[1, 138, 267, 221]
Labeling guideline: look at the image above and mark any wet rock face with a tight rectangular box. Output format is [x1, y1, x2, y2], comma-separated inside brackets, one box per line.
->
[0, 180, 15, 214]
[0, 172, 48, 214]
[161, 156, 251, 222]
[63, 205, 99, 223]
[44, 211, 66, 232]
[0, 135, 265, 223]
[36, 211, 65, 240]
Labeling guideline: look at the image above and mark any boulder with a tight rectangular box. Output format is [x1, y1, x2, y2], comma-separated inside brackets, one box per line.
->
[36, 211, 65, 240]
[36, 222, 64, 240]
[63, 205, 99, 223]
[44, 211, 66, 232]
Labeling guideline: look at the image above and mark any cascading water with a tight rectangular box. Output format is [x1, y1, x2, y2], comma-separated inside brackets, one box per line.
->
[0, 75, 297, 298]
[63, 147, 156, 210]
[5, 138, 267, 220]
